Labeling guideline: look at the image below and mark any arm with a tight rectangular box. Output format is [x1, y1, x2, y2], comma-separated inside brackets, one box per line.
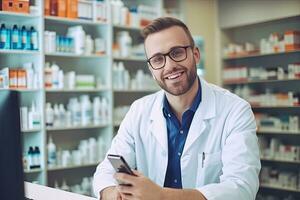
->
[197, 101, 261, 200]
[161, 188, 207, 200]
[115, 171, 207, 200]
[93, 103, 137, 200]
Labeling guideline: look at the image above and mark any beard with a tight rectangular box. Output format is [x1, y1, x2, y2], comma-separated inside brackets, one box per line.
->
[154, 59, 197, 96]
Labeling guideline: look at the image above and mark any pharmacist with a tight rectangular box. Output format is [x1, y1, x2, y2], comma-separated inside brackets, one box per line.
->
[93, 17, 261, 200]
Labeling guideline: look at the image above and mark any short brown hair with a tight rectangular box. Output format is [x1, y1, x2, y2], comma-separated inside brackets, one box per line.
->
[141, 17, 195, 47]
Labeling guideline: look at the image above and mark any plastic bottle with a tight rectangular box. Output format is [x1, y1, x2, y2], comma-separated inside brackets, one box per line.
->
[51, 62, 60, 89]
[45, 63, 52, 88]
[117, 31, 132, 57]
[58, 70, 64, 89]
[93, 97, 101, 125]
[21, 26, 28, 50]
[28, 102, 41, 129]
[27, 146, 34, 169]
[30, 27, 39, 50]
[47, 136, 57, 168]
[80, 95, 92, 126]
[101, 97, 109, 124]
[53, 104, 60, 127]
[0, 24, 8, 49]
[58, 104, 66, 125]
[46, 103, 54, 127]
[34, 146, 41, 168]
[11, 24, 20, 49]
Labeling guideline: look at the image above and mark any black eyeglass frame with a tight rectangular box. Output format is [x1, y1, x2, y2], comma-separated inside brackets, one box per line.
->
[146, 45, 193, 70]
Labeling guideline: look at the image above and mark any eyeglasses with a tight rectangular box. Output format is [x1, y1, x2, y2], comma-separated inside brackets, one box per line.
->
[147, 45, 192, 70]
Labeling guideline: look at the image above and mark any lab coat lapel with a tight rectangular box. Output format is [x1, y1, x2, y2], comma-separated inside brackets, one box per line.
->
[183, 78, 216, 154]
[149, 91, 168, 152]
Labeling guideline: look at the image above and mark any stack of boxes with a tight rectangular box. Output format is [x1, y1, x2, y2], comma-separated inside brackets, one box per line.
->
[45, 0, 78, 19]
[0, 0, 29, 13]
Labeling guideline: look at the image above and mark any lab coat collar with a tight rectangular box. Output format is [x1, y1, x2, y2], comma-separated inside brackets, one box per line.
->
[149, 77, 216, 152]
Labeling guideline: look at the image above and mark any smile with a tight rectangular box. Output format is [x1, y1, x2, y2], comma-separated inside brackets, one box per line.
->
[166, 71, 184, 80]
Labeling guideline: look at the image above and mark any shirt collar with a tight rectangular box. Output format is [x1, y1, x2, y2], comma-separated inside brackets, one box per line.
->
[162, 77, 202, 117]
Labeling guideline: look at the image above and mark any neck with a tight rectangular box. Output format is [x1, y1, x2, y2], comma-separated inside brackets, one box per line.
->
[166, 78, 199, 122]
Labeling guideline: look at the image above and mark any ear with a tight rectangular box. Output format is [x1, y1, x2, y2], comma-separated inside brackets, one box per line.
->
[193, 47, 201, 65]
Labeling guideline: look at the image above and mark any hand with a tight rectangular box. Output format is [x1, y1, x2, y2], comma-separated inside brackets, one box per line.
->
[100, 186, 122, 200]
[115, 170, 163, 200]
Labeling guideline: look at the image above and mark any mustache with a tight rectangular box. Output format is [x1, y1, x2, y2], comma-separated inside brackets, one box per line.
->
[163, 65, 187, 77]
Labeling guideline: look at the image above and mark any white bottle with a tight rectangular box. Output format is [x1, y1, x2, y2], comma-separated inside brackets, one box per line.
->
[117, 62, 125, 89]
[45, 62, 52, 89]
[51, 62, 60, 89]
[58, 70, 64, 89]
[28, 102, 41, 129]
[101, 97, 109, 124]
[47, 136, 57, 168]
[80, 95, 92, 126]
[61, 179, 70, 191]
[45, 103, 54, 127]
[93, 97, 101, 125]
[23, 62, 34, 89]
[58, 104, 66, 126]
[117, 31, 132, 57]
[52, 104, 59, 127]
[68, 98, 81, 126]
[67, 26, 85, 55]
[88, 138, 97, 163]
[85, 35, 93, 55]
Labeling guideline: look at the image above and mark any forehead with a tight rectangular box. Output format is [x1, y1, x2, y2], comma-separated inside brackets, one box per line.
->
[144, 26, 190, 57]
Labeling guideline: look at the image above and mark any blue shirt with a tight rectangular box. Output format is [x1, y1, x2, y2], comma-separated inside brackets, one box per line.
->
[163, 79, 202, 188]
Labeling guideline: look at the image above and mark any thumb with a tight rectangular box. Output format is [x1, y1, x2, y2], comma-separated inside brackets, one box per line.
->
[132, 169, 143, 176]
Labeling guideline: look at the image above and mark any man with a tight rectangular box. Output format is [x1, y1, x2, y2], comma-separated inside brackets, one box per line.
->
[93, 17, 261, 200]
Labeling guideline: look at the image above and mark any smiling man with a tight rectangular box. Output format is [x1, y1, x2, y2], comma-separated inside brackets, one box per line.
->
[93, 17, 261, 200]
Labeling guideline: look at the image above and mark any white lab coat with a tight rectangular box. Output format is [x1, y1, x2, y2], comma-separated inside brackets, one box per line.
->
[93, 78, 261, 200]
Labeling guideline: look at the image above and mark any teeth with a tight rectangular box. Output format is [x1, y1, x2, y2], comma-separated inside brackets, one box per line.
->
[167, 72, 182, 79]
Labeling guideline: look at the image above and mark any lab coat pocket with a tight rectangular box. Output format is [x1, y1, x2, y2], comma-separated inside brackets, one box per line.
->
[196, 151, 223, 187]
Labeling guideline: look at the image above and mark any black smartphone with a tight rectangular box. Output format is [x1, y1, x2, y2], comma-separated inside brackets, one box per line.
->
[107, 154, 135, 176]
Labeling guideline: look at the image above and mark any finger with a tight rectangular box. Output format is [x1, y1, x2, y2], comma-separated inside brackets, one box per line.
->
[131, 170, 142, 176]
[117, 184, 135, 194]
[120, 192, 134, 200]
[114, 173, 137, 185]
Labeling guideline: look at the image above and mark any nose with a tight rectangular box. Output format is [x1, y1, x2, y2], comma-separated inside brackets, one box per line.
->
[164, 55, 177, 70]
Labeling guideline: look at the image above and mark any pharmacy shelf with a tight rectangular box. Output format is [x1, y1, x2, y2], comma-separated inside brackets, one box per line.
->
[113, 89, 159, 93]
[45, 88, 111, 93]
[113, 56, 146, 62]
[251, 105, 300, 109]
[24, 168, 43, 174]
[261, 158, 300, 164]
[113, 24, 142, 31]
[260, 184, 300, 193]
[0, 88, 41, 92]
[0, 49, 40, 55]
[45, 52, 108, 58]
[0, 11, 40, 20]
[46, 124, 110, 131]
[257, 129, 300, 135]
[22, 128, 42, 133]
[222, 49, 300, 61]
[223, 78, 300, 86]
[44, 16, 107, 26]
[47, 163, 98, 172]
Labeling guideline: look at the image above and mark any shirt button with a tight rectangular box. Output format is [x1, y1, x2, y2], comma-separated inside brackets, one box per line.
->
[174, 179, 178, 183]
[178, 152, 181, 156]
[180, 130, 184, 134]
[168, 114, 171, 118]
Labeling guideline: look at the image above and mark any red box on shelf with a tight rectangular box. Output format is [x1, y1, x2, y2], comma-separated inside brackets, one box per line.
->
[14, 0, 29, 13]
[1, 0, 15, 12]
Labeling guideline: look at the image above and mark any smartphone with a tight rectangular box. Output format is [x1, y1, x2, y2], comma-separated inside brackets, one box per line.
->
[107, 154, 135, 176]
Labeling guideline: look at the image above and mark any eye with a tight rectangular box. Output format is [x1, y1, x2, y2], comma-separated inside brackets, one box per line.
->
[151, 55, 164, 64]
[170, 47, 185, 58]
